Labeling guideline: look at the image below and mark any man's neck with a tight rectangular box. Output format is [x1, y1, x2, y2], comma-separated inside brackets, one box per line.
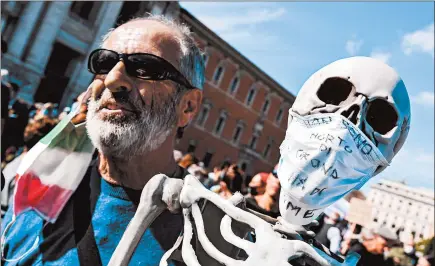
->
[98, 138, 178, 190]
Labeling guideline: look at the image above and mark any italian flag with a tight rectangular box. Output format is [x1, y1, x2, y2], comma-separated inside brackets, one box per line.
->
[13, 112, 95, 223]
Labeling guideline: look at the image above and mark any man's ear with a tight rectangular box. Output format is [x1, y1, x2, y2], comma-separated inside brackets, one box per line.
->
[178, 88, 203, 128]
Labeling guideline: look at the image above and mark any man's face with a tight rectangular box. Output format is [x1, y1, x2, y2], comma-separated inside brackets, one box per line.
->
[86, 20, 184, 157]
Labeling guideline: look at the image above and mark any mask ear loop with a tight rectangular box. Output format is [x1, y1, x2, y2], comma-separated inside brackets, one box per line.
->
[1, 213, 49, 262]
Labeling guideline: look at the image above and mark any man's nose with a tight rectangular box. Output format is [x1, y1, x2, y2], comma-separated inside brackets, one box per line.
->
[104, 61, 133, 94]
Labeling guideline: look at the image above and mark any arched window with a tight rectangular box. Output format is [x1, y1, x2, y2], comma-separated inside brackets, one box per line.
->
[276, 106, 284, 123]
[232, 121, 244, 144]
[261, 98, 270, 114]
[213, 65, 224, 85]
[246, 86, 256, 106]
[196, 102, 211, 127]
[249, 135, 258, 150]
[214, 111, 227, 136]
[228, 76, 240, 94]
[263, 143, 271, 158]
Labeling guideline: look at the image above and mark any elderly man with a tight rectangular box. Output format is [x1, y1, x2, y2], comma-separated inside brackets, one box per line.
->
[1, 15, 203, 265]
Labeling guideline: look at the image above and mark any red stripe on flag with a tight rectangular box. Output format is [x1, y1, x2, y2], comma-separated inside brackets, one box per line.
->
[14, 171, 73, 221]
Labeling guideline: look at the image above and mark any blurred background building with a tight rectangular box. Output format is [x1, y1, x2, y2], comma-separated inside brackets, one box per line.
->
[368, 179, 435, 242]
[1, 1, 294, 175]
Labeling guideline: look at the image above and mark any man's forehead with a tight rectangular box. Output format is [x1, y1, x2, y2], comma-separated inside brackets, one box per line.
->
[103, 20, 182, 62]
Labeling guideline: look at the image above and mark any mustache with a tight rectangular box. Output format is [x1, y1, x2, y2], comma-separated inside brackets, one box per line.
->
[95, 89, 143, 112]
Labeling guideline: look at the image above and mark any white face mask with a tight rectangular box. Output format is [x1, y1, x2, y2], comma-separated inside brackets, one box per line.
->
[277, 110, 388, 225]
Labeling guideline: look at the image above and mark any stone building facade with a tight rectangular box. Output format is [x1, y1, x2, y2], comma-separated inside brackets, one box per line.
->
[367, 179, 435, 242]
[1, 1, 295, 175]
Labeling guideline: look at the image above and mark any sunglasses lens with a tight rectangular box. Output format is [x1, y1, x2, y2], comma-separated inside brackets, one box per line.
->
[90, 50, 118, 74]
[127, 54, 166, 80]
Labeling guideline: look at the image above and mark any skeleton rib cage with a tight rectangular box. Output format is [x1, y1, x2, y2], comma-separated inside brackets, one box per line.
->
[107, 174, 360, 266]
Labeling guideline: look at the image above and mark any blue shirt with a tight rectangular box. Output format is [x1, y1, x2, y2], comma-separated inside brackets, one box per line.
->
[1, 164, 184, 265]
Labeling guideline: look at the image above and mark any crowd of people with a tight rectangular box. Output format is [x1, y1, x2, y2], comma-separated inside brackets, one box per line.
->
[173, 151, 435, 266]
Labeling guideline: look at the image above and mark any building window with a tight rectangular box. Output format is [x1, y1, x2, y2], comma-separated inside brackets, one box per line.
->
[213, 65, 224, 85]
[70, 1, 100, 23]
[232, 123, 244, 144]
[392, 224, 396, 228]
[276, 106, 284, 123]
[187, 140, 196, 153]
[374, 218, 378, 222]
[229, 76, 239, 94]
[261, 99, 270, 115]
[249, 136, 258, 150]
[263, 143, 271, 158]
[203, 152, 213, 168]
[246, 87, 256, 106]
[214, 111, 227, 136]
[196, 104, 211, 127]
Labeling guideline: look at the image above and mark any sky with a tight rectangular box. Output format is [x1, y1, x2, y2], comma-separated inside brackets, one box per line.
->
[181, 2, 435, 193]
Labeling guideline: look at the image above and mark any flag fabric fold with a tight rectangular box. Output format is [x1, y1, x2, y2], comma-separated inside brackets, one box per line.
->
[12, 90, 94, 223]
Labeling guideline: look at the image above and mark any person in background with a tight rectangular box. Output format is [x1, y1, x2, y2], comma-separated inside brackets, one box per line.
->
[417, 236, 434, 266]
[207, 160, 231, 186]
[173, 150, 183, 164]
[58, 107, 71, 120]
[2, 83, 30, 155]
[315, 212, 342, 255]
[210, 180, 233, 199]
[245, 174, 280, 218]
[403, 235, 419, 266]
[178, 153, 198, 169]
[340, 223, 363, 256]
[348, 227, 396, 266]
[222, 164, 243, 194]
[246, 172, 268, 197]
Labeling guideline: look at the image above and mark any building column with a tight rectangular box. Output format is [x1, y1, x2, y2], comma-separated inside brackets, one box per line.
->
[7, 2, 45, 60]
[24, 1, 73, 73]
[61, 1, 123, 106]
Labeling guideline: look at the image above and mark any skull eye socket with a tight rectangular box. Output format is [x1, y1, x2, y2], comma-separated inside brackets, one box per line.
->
[317, 77, 353, 105]
[366, 99, 398, 135]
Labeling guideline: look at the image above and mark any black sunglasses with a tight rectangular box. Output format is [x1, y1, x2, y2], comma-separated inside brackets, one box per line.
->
[88, 49, 194, 89]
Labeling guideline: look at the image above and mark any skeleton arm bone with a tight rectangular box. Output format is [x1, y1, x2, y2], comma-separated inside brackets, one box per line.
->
[108, 174, 184, 266]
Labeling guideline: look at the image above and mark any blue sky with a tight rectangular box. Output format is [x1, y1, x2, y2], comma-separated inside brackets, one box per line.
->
[181, 2, 435, 192]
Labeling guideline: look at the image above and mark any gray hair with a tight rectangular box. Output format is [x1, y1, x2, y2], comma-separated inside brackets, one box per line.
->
[100, 14, 205, 91]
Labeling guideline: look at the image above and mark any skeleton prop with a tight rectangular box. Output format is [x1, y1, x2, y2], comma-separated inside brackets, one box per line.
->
[108, 57, 410, 266]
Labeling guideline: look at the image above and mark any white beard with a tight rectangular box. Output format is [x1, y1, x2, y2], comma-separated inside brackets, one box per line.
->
[86, 91, 178, 158]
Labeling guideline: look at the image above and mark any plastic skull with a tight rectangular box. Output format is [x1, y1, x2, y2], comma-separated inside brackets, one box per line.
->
[292, 56, 411, 174]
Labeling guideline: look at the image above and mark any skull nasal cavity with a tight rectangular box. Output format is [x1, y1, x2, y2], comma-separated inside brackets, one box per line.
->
[341, 104, 360, 125]
[317, 77, 353, 105]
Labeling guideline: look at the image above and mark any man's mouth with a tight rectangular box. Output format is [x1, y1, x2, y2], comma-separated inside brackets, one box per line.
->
[99, 101, 136, 116]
